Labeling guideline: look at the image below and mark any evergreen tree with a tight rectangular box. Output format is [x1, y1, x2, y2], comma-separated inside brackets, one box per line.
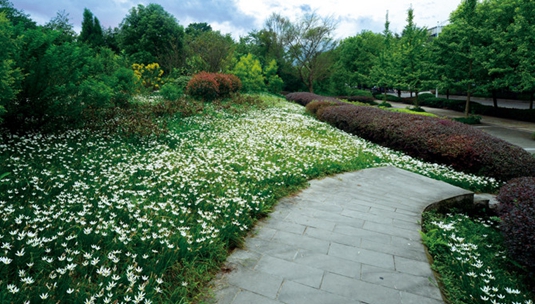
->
[399, 7, 431, 107]
[79, 8, 104, 48]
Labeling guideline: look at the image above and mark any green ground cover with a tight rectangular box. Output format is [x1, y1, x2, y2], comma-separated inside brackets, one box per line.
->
[422, 212, 534, 304]
[0, 94, 502, 303]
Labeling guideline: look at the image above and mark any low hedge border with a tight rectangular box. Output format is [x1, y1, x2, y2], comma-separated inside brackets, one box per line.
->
[286, 92, 535, 182]
[497, 177, 535, 277]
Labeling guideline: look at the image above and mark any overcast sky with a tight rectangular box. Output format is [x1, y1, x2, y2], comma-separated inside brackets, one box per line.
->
[13, 0, 461, 39]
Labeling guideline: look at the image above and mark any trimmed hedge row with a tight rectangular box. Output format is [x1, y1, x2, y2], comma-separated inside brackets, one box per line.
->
[497, 177, 535, 275]
[285, 92, 341, 107]
[286, 92, 535, 182]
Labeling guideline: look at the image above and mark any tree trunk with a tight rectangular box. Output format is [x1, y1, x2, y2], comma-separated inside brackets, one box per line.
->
[492, 90, 498, 108]
[415, 90, 419, 108]
[465, 88, 471, 117]
[530, 91, 534, 110]
[446, 89, 450, 100]
[397, 89, 401, 98]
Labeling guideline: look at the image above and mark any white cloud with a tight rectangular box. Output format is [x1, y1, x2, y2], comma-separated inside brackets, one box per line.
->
[14, 0, 461, 39]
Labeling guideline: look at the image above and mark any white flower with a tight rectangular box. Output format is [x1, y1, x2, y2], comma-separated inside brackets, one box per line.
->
[40, 292, 49, 299]
[7, 284, 19, 293]
[0, 256, 12, 264]
[67, 288, 75, 294]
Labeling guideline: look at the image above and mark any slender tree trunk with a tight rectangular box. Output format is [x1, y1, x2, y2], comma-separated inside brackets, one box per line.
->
[415, 90, 419, 108]
[465, 88, 471, 117]
[530, 91, 534, 110]
[492, 90, 498, 108]
[446, 89, 450, 100]
[465, 60, 473, 117]
[397, 89, 401, 98]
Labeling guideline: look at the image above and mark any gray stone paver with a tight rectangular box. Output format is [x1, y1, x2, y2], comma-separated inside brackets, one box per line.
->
[211, 166, 472, 304]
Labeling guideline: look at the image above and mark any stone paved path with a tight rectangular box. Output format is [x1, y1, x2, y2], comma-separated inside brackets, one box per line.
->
[211, 166, 474, 304]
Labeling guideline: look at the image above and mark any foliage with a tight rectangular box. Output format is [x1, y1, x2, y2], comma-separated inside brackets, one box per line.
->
[231, 53, 265, 92]
[185, 30, 234, 73]
[79, 8, 104, 48]
[118, 3, 184, 66]
[132, 63, 164, 91]
[370, 12, 398, 101]
[264, 59, 283, 94]
[274, 11, 338, 93]
[285, 92, 342, 107]
[383, 107, 437, 117]
[0, 12, 21, 123]
[336, 96, 376, 105]
[453, 115, 482, 125]
[434, 0, 484, 116]
[185, 72, 241, 101]
[186, 72, 219, 101]
[294, 94, 535, 182]
[329, 31, 383, 94]
[398, 8, 432, 107]
[497, 177, 535, 275]
[159, 82, 183, 101]
[421, 211, 533, 303]
[110, 67, 137, 107]
[373, 94, 402, 102]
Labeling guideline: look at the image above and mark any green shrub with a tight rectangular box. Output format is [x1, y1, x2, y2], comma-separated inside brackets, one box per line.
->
[160, 82, 183, 101]
[336, 95, 377, 105]
[348, 89, 373, 97]
[186, 72, 219, 101]
[497, 177, 535, 275]
[111, 67, 137, 107]
[378, 102, 392, 108]
[374, 94, 402, 102]
[453, 115, 482, 125]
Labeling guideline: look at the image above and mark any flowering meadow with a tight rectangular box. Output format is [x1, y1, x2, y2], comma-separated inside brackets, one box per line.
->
[422, 212, 533, 304]
[0, 95, 502, 303]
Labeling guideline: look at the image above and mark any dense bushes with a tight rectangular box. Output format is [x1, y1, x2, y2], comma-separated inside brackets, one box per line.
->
[285, 92, 342, 107]
[497, 177, 535, 275]
[287, 93, 535, 182]
[336, 96, 377, 105]
[185, 72, 241, 101]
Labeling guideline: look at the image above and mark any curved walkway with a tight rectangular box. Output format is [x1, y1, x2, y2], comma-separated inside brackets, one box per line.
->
[211, 166, 473, 304]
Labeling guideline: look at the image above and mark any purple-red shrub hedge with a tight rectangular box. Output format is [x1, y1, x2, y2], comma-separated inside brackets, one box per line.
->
[285, 92, 342, 107]
[497, 177, 535, 273]
[285, 93, 535, 182]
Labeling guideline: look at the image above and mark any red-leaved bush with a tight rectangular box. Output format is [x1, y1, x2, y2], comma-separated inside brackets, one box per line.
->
[186, 72, 219, 101]
[286, 93, 535, 182]
[497, 177, 535, 273]
[186, 72, 242, 101]
[285, 92, 341, 107]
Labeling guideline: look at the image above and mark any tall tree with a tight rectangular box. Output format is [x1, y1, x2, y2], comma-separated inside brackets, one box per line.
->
[435, 0, 483, 116]
[370, 11, 398, 101]
[118, 4, 185, 67]
[281, 11, 338, 93]
[186, 30, 234, 73]
[329, 31, 384, 95]
[79, 8, 104, 48]
[44, 10, 76, 42]
[399, 7, 431, 107]
[511, 0, 535, 109]
[0, 12, 21, 122]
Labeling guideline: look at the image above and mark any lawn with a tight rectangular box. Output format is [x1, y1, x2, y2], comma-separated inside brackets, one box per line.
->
[0, 94, 502, 303]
